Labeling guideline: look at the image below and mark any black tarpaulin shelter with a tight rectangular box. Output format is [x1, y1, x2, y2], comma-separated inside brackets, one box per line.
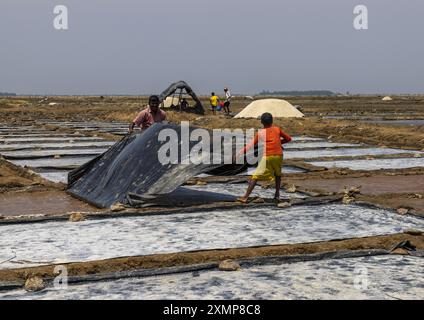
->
[159, 80, 204, 114]
[67, 123, 250, 208]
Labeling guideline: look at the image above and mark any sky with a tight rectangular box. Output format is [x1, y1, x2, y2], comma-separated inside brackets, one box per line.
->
[1, 0, 423, 95]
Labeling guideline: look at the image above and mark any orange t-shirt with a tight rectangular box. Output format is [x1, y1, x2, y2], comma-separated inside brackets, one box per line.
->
[241, 126, 292, 156]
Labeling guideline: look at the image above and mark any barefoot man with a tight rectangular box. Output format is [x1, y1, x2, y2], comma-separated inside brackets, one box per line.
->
[236, 112, 292, 203]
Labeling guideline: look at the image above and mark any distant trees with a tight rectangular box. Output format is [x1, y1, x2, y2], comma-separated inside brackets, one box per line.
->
[258, 90, 335, 96]
[0, 92, 16, 96]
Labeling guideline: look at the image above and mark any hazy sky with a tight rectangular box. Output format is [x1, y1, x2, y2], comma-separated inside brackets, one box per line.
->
[1, 0, 423, 95]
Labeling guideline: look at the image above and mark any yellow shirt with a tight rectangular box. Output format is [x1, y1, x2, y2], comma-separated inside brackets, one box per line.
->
[210, 95, 219, 107]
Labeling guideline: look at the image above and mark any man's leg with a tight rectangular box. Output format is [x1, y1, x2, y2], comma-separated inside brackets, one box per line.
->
[224, 102, 230, 115]
[238, 179, 257, 203]
[226, 102, 231, 114]
[274, 175, 281, 200]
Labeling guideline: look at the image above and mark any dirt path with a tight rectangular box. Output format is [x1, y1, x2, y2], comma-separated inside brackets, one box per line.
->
[287, 174, 424, 195]
[0, 190, 98, 217]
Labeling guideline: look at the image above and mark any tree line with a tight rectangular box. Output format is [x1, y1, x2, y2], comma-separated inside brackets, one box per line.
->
[258, 90, 335, 96]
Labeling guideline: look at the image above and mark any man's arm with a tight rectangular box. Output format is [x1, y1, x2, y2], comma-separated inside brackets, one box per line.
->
[129, 110, 145, 133]
[279, 128, 292, 144]
[240, 132, 259, 155]
[128, 122, 136, 133]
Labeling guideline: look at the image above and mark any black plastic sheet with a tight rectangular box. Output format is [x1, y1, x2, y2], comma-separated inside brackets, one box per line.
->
[67, 123, 248, 208]
[159, 80, 204, 114]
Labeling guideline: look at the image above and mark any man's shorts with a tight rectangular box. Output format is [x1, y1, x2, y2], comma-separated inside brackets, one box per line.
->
[252, 155, 283, 181]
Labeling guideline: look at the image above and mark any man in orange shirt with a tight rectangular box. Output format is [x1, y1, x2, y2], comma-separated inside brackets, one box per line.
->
[236, 112, 292, 203]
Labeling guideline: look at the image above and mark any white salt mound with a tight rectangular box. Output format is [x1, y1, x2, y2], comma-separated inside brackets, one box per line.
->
[382, 96, 393, 101]
[234, 99, 304, 118]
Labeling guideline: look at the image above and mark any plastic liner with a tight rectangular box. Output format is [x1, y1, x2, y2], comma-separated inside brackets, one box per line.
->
[67, 123, 249, 208]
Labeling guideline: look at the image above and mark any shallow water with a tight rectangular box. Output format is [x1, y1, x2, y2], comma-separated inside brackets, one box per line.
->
[36, 171, 69, 183]
[0, 137, 104, 143]
[1, 255, 423, 300]
[285, 147, 419, 160]
[0, 204, 421, 269]
[0, 133, 85, 138]
[361, 119, 424, 126]
[310, 157, 424, 170]
[292, 136, 324, 141]
[285, 142, 360, 149]
[247, 166, 305, 174]
[11, 156, 95, 169]
[1, 149, 106, 158]
[186, 183, 305, 199]
[0, 141, 115, 151]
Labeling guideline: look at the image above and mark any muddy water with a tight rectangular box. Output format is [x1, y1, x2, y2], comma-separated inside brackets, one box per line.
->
[2, 255, 422, 300]
[0, 204, 421, 269]
[0, 191, 96, 217]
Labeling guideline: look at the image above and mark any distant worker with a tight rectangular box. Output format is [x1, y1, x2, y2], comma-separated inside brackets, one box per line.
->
[128, 95, 166, 133]
[223, 87, 232, 115]
[217, 101, 224, 112]
[235, 112, 292, 203]
[180, 98, 189, 111]
[210, 92, 220, 115]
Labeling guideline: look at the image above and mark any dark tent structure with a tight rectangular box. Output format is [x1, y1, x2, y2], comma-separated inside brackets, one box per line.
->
[67, 123, 252, 208]
[159, 80, 204, 114]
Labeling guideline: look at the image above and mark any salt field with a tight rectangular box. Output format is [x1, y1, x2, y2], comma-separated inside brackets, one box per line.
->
[2, 2, 424, 303]
[310, 157, 424, 171]
[2, 255, 422, 300]
[0, 204, 421, 270]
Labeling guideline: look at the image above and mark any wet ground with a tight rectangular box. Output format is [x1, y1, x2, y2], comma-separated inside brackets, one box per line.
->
[0, 191, 97, 217]
[288, 175, 424, 195]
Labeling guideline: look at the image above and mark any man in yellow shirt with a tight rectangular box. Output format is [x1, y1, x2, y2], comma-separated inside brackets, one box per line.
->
[210, 92, 219, 115]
